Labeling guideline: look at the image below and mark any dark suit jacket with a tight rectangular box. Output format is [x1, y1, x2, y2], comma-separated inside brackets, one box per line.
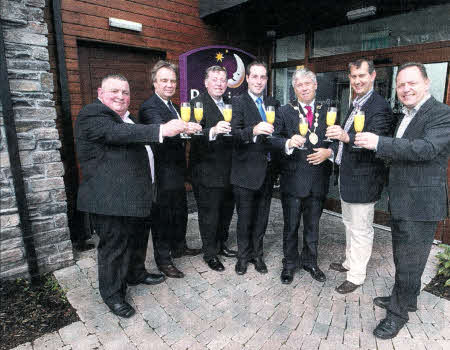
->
[139, 94, 186, 192]
[377, 96, 450, 221]
[331, 91, 394, 203]
[272, 101, 332, 198]
[75, 99, 159, 217]
[230, 92, 280, 190]
[189, 92, 233, 188]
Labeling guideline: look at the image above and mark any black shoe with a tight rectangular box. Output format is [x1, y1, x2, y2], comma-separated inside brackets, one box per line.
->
[303, 265, 326, 282]
[127, 272, 166, 286]
[373, 296, 417, 312]
[249, 257, 268, 274]
[219, 245, 237, 258]
[335, 280, 360, 294]
[329, 262, 348, 272]
[280, 267, 294, 284]
[373, 317, 406, 339]
[158, 264, 184, 278]
[106, 301, 135, 318]
[172, 247, 202, 258]
[235, 259, 248, 275]
[204, 256, 225, 272]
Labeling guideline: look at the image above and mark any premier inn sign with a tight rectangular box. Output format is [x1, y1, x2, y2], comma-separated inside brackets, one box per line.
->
[179, 46, 255, 103]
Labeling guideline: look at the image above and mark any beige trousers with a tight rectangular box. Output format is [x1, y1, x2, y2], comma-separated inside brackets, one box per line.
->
[341, 199, 376, 285]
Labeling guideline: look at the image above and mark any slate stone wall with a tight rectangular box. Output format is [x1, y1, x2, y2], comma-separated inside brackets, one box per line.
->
[0, 0, 74, 279]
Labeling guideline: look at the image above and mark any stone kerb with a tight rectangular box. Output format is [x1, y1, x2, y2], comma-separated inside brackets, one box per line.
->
[0, 0, 74, 279]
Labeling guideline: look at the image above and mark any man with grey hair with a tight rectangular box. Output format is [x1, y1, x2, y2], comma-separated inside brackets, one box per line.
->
[271, 68, 332, 284]
[326, 59, 394, 294]
[355, 62, 450, 339]
[190, 65, 237, 272]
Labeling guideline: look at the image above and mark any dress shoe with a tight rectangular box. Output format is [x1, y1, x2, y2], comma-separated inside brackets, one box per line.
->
[329, 262, 348, 272]
[218, 245, 237, 258]
[373, 317, 406, 339]
[172, 247, 202, 258]
[127, 272, 166, 286]
[303, 265, 326, 282]
[106, 301, 135, 318]
[158, 264, 184, 278]
[280, 267, 294, 284]
[335, 280, 360, 294]
[373, 296, 417, 312]
[204, 256, 225, 272]
[235, 259, 248, 275]
[249, 257, 268, 274]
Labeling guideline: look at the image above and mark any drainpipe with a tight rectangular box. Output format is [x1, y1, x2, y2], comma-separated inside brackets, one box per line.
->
[0, 21, 40, 283]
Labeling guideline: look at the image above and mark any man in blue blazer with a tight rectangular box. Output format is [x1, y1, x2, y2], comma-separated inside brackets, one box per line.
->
[139, 61, 202, 279]
[76, 74, 186, 317]
[271, 68, 332, 284]
[231, 61, 280, 275]
[326, 59, 394, 294]
[355, 62, 450, 339]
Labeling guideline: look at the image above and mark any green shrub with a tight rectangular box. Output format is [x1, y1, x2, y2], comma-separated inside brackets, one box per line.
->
[436, 244, 450, 287]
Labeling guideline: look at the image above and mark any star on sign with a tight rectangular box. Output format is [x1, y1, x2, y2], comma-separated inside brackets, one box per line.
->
[215, 52, 224, 62]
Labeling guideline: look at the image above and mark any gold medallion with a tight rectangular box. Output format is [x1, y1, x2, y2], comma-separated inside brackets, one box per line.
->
[309, 132, 318, 145]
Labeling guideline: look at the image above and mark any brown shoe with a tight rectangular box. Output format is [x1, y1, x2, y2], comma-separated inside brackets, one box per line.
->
[335, 280, 360, 294]
[158, 264, 184, 278]
[329, 262, 348, 272]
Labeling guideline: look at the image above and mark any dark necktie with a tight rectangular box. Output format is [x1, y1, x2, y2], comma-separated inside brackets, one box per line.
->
[256, 97, 266, 121]
[167, 100, 178, 117]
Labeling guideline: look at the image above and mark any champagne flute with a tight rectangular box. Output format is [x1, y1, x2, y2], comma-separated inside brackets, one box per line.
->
[180, 102, 191, 139]
[352, 110, 365, 149]
[297, 118, 308, 150]
[266, 106, 275, 139]
[324, 107, 337, 142]
[223, 104, 232, 137]
[193, 101, 203, 135]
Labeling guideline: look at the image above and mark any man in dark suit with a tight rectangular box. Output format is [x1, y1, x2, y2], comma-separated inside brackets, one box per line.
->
[231, 61, 280, 275]
[326, 59, 394, 294]
[190, 66, 237, 272]
[139, 60, 202, 279]
[355, 62, 450, 339]
[75, 74, 187, 317]
[271, 68, 332, 284]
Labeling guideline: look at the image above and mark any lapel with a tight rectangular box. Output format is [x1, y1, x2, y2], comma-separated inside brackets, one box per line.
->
[202, 92, 222, 126]
[402, 97, 435, 138]
[97, 98, 125, 124]
[243, 92, 263, 123]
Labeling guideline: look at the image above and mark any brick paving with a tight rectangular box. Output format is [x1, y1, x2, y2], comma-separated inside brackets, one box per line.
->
[13, 199, 450, 349]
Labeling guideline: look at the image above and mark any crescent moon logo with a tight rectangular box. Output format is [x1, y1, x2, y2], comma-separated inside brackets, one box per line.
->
[227, 54, 245, 89]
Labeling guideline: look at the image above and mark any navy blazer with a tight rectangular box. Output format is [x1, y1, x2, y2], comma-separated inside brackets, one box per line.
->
[189, 92, 233, 188]
[230, 92, 280, 190]
[272, 101, 332, 198]
[139, 94, 186, 192]
[377, 96, 450, 221]
[75, 99, 159, 217]
[331, 91, 394, 203]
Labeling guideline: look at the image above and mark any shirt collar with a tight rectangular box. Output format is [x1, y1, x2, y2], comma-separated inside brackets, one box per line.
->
[155, 92, 170, 105]
[353, 88, 374, 106]
[403, 94, 431, 116]
[299, 99, 315, 110]
[248, 90, 264, 103]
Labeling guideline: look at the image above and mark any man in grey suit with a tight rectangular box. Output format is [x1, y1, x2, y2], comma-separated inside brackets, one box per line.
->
[355, 62, 450, 339]
[76, 74, 186, 317]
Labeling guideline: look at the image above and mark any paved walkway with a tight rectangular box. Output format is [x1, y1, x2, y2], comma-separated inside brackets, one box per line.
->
[14, 199, 450, 350]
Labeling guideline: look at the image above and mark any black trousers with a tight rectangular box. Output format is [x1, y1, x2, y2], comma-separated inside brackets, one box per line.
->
[388, 219, 438, 322]
[281, 192, 325, 270]
[150, 188, 187, 266]
[90, 213, 150, 304]
[193, 184, 235, 260]
[233, 169, 273, 261]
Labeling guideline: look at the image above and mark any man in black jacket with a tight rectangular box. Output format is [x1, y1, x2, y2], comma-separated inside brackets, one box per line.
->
[326, 59, 394, 294]
[190, 66, 237, 272]
[355, 62, 450, 339]
[272, 68, 332, 284]
[75, 74, 186, 317]
[231, 61, 280, 275]
[139, 61, 202, 279]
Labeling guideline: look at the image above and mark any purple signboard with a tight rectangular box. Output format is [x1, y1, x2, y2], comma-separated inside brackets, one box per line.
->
[179, 45, 255, 102]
